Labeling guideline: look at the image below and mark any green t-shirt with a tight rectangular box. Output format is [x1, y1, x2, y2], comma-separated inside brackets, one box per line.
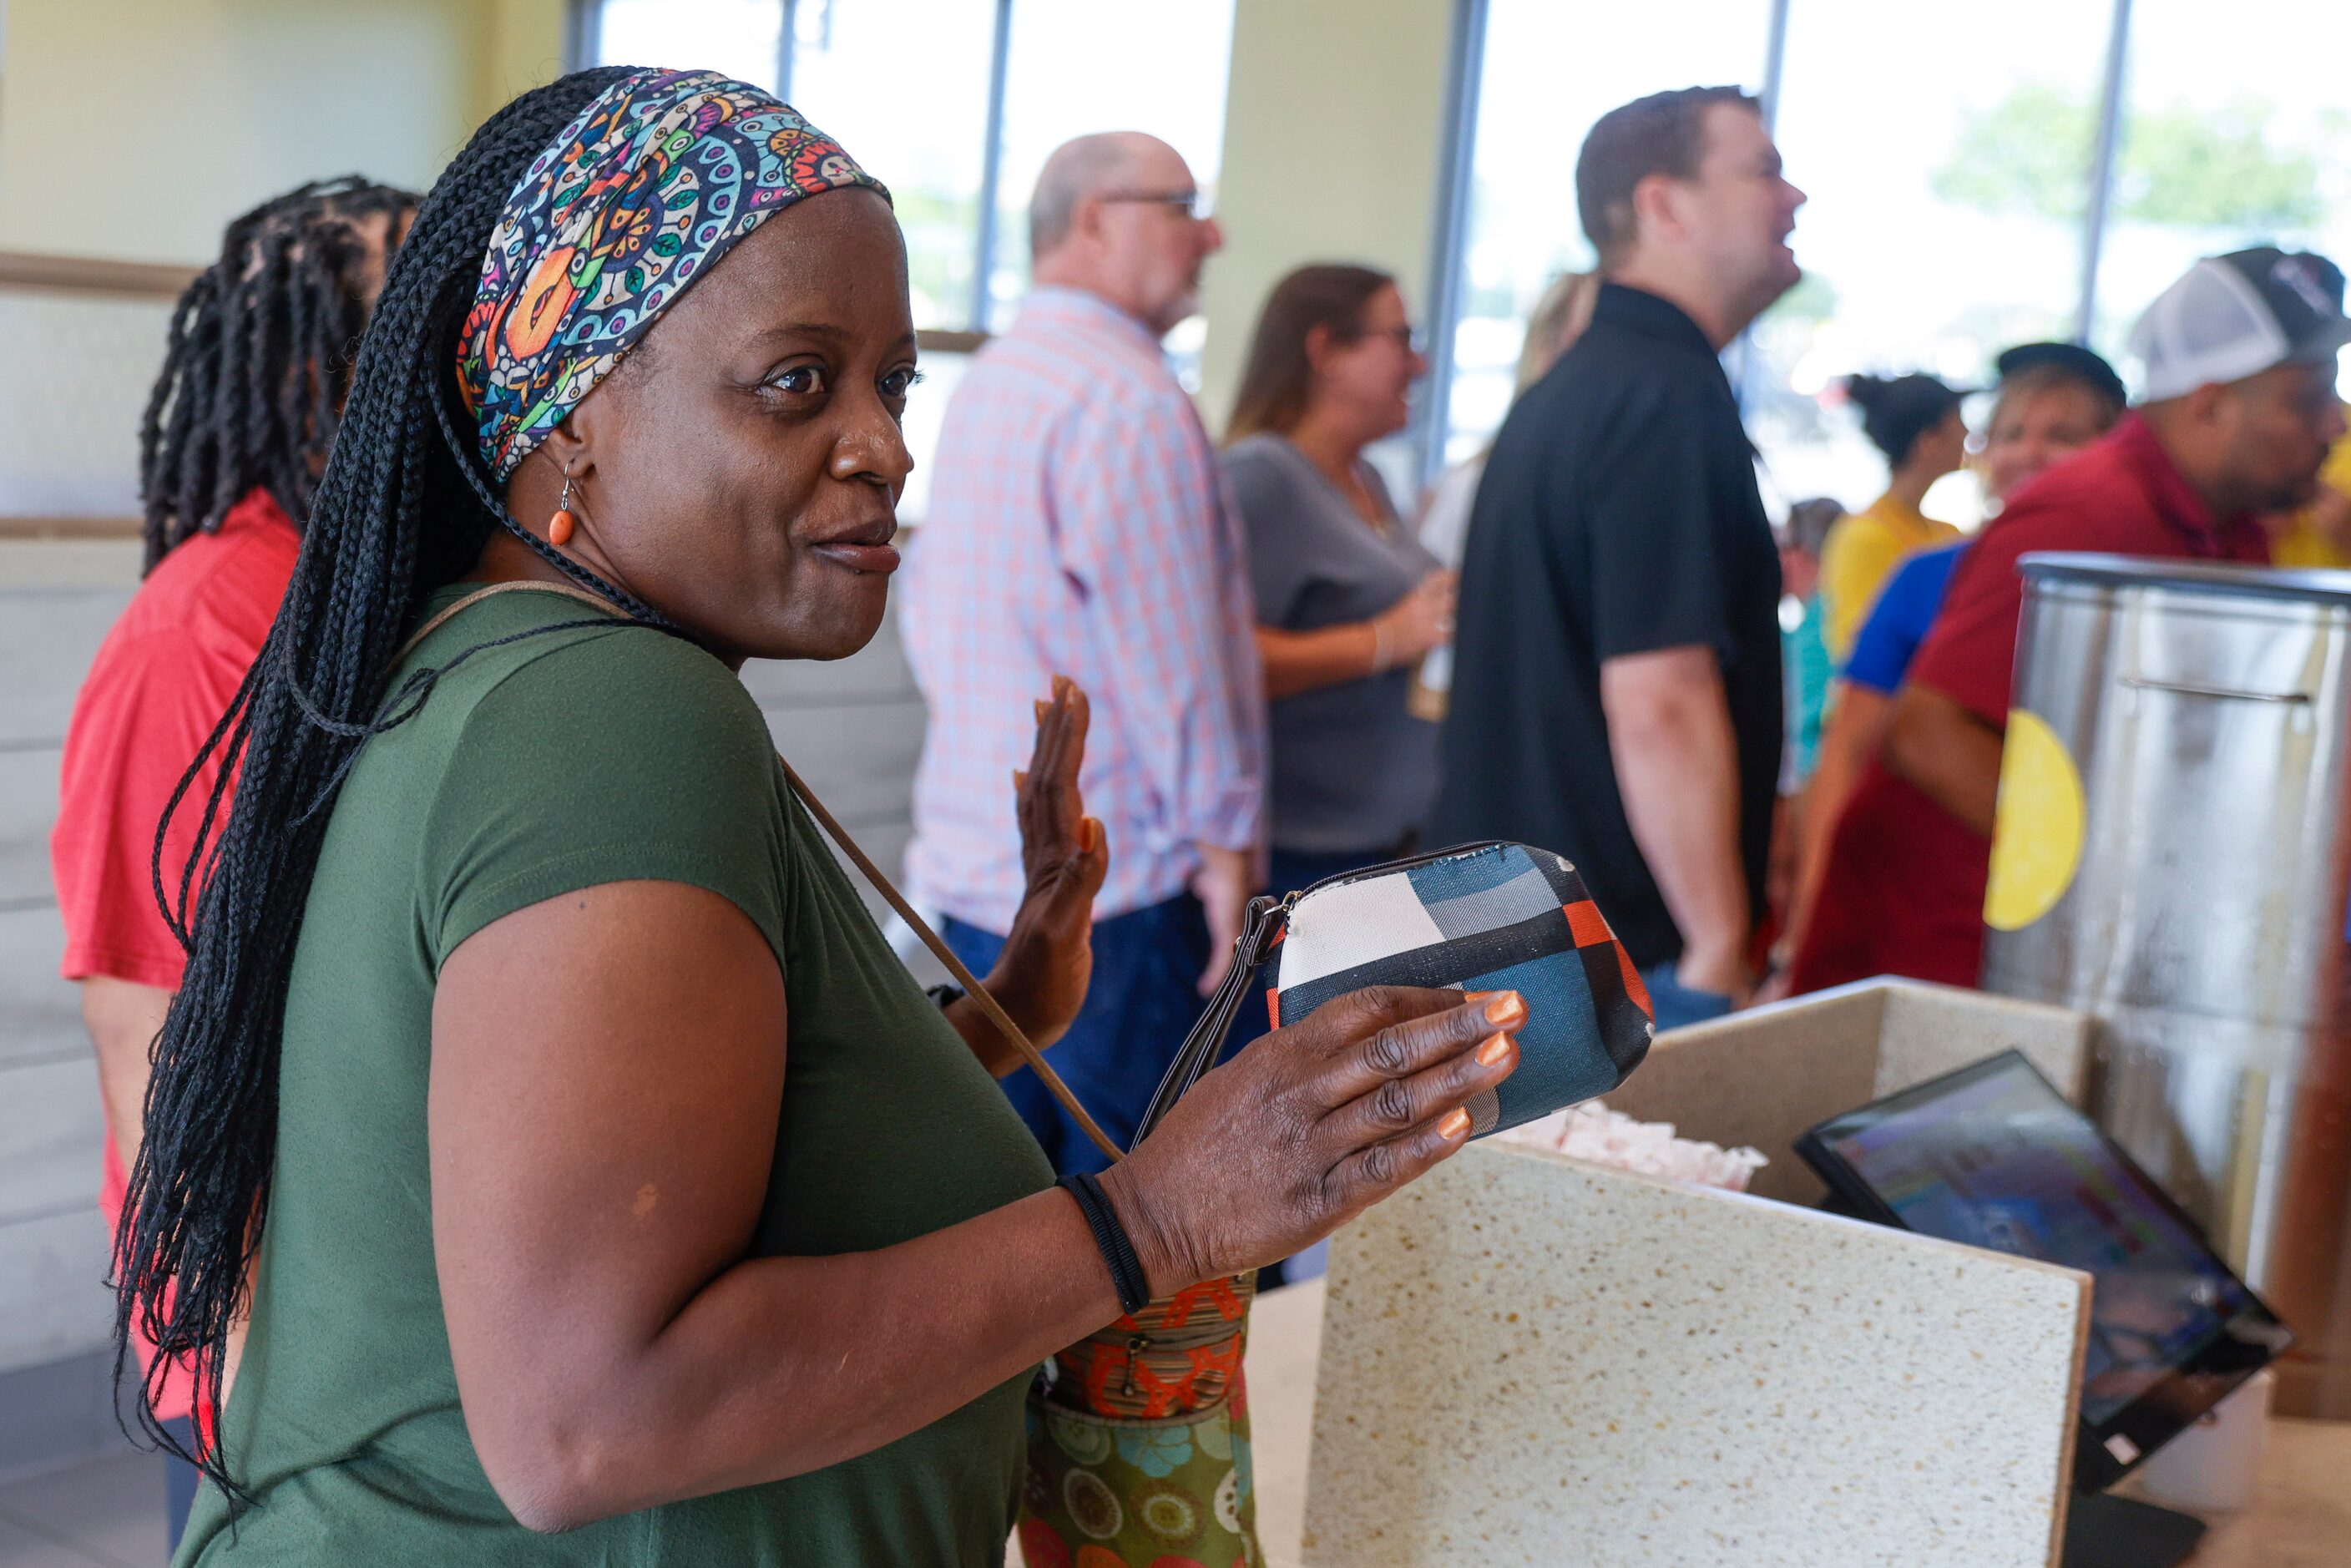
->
[179, 586, 1054, 1565]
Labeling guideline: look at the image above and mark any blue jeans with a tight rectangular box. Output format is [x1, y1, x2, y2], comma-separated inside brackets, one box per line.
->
[162, 1414, 198, 1551]
[944, 893, 1211, 1176]
[1641, 961, 1733, 1031]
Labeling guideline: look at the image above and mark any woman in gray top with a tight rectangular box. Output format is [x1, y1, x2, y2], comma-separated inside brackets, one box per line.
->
[1224, 264, 1454, 903]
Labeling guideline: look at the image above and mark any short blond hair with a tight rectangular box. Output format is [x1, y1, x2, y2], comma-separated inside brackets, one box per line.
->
[1514, 271, 1602, 396]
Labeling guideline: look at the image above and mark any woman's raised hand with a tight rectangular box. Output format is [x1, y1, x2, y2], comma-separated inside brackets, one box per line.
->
[1098, 988, 1524, 1292]
[980, 676, 1110, 1052]
[1375, 569, 1459, 667]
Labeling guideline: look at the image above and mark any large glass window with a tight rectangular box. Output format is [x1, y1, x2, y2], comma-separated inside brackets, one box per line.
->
[2088, 0, 2351, 395]
[1752, 0, 2115, 524]
[1433, 0, 2351, 515]
[594, 0, 782, 94]
[986, 0, 1236, 359]
[786, 0, 1000, 330]
[1439, 0, 1775, 466]
[589, 0, 1234, 340]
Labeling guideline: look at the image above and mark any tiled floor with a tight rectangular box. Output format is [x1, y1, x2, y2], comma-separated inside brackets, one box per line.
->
[0, 1451, 168, 1568]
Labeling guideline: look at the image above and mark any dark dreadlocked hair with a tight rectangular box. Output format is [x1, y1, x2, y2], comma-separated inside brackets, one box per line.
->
[114, 68, 686, 1500]
[138, 176, 419, 574]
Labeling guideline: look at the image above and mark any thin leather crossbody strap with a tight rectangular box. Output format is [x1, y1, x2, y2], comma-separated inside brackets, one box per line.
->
[404, 580, 1125, 1162]
[772, 751, 1123, 1161]
[394, 577, 622, 660]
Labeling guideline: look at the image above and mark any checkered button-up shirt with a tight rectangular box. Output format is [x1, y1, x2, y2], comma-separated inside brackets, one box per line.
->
[903, 286, 1266, 931]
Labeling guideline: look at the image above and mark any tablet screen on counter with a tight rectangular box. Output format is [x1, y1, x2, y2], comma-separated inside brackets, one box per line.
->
[1795, 1050, 2290, 1491]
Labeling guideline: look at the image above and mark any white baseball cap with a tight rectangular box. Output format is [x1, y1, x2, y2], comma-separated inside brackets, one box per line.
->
[2128, 247, 2351, 402]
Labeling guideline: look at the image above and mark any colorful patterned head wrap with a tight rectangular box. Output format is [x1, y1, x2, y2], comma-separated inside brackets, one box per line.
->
[458, 68, 888, 480]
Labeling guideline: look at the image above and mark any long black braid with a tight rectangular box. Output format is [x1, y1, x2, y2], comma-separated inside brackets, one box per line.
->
[115, 68, 677, 1500]
[137, 177, 418, 574]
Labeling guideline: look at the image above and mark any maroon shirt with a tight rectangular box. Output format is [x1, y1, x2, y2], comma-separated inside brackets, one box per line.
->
[1792, 416, 2270, 994]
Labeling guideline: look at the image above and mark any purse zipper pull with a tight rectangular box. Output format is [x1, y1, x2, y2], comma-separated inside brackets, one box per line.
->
[1236, 893, 1289, 969]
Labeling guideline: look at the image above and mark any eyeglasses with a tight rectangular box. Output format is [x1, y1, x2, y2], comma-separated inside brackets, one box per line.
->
[1365, 324, 1423, 353]
[1098, 188, 1214, 221]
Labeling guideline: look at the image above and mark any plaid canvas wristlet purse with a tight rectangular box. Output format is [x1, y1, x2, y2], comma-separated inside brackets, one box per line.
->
[1140, 839, 1656, 1145]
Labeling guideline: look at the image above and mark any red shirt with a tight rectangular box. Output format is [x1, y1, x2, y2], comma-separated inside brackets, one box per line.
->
[49, 488, 300, 1423]
[1792, 417, 2269, 994]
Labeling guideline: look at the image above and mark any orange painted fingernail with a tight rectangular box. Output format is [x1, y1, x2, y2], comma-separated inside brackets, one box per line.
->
[1084, 817, 1104, 852]
[1477, 1033, 1511, 1067]
[1484, 991, 1525, 1026]
[1035, 699, 1049, 721]
[1438, 1107, 1472, 1140]
[1013, 770, 1028, 791]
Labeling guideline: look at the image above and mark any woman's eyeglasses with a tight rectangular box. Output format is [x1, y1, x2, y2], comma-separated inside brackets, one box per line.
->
[1098, 188, 1214, 222]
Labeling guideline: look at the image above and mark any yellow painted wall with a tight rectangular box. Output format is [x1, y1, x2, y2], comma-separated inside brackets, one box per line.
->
[472, 0, 573, 129]
[0, 0, 568, 265]
[1198, 0, 1455, 432]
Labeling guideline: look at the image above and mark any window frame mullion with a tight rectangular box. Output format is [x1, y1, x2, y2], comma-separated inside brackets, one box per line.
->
[775, 0, 797, 99]
[1413, 0, 1494, 492]
[2075, 0, 2136, 345]
[968, 0, 1018, 332]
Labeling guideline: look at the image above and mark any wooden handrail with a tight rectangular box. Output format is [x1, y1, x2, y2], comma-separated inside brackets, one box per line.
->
[0, 251, 199, 301]
[0, 515, 142, 541]
[0, 252, 1003, 355]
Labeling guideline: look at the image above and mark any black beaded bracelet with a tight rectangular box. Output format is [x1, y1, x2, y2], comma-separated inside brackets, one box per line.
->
[1058, 1171, 1151, 1315]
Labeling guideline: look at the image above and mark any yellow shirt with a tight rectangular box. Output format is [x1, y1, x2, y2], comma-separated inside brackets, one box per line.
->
[1818, 491, 1963, 660]
[2268, 411, 2351, 569]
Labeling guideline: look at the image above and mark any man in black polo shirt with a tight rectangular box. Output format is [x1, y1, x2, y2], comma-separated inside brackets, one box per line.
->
[1432, 85, 1806, 1026]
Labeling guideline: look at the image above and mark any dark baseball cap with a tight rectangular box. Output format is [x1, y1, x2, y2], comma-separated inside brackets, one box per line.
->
[1994, 341, 2128, 410]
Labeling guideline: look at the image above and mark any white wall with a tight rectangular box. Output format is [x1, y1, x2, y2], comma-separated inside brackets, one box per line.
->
[0, 544, 137, 1379]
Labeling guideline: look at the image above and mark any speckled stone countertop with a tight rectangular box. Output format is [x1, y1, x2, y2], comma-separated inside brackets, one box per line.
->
[1231, 1277, 2351, 1568]
[1296, 1143, 2089, 1565]
[1009, 983, 2349, 1566]
[1011, 1261, 2351, 1568]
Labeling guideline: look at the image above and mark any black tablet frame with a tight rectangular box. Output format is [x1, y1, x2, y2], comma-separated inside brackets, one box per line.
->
[1793, 1050, 2291, 1491]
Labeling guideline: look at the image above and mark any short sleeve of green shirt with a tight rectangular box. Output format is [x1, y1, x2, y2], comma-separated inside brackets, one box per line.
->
[419, 624, 790, 971]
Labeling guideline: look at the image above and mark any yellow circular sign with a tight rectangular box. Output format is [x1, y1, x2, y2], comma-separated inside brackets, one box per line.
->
[1984, 709, 2086, 932]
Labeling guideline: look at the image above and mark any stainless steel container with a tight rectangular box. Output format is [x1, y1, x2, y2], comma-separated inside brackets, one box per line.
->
[1983, 553, 2351, 1419]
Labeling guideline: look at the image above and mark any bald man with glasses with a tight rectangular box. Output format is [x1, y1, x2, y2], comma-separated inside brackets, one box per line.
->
[903, 133, 1264, 1176]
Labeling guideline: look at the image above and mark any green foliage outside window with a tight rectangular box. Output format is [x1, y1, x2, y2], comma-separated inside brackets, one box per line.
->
[1931, 82, 2331, 233]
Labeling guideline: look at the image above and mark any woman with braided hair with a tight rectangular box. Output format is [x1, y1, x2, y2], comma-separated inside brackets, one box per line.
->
[49, 173, 413, 1551]
[137, 177, 418, 569]
[125, 68, 1524, 1564]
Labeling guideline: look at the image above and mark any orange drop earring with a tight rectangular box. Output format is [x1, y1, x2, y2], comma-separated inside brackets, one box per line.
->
[549, 469, 577, 548]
